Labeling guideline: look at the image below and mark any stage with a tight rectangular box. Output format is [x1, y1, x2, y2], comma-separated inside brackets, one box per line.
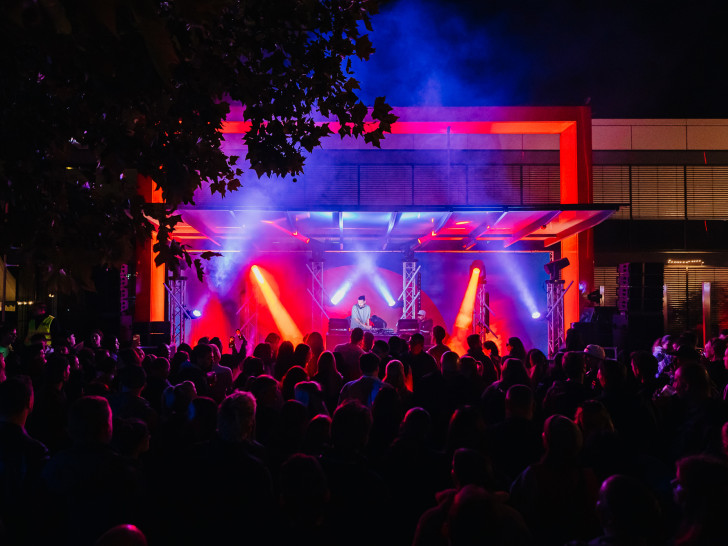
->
[147, 107, 618, 354]
[183, 249, 553, 355]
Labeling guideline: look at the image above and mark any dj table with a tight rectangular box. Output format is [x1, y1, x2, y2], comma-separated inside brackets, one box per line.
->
[326, 331, 394, 350]
[326, 328, 430, 350]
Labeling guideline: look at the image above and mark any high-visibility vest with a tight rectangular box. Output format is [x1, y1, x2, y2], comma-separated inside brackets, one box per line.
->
[25, 315, 54, 346]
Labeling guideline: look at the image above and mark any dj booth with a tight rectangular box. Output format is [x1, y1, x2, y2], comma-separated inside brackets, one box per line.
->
[325, 318, 430, 350]
[326, 330, 397, 350]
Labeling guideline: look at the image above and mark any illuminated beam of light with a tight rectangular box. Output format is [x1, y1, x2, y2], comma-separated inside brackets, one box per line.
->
[494, 252, 539, 317]
[330, 279, 353, 305]
[261, 220, 310, 244]
[372, 273, 396, 307]
[252, 265, 265, 284]
[250, 265, 303, 344]
[450, 268, 481, 355]
[354, 254, 395, 307]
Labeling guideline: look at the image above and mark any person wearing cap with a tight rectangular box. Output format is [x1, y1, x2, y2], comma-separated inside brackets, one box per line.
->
[417, 309, 433, 346]
[584, 344, 606, 394]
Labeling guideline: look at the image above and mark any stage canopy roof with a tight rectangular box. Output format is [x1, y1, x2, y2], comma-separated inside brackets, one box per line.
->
[172, 205, 618, 253]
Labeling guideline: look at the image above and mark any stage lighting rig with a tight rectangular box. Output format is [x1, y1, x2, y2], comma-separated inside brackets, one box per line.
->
[544, 257, 570, 279]
[470, 260, 486, 282]
[183, 308, 202, 320]
[401, 241, 418, 262]
[587, 289, 602, 304]
[309, 240, 326, 263]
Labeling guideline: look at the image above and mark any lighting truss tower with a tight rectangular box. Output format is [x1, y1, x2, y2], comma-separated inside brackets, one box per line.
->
[474, 281, 490, 341]
[307, 259, 328, 333]
[167, 275, 187, 347]
[237, 295, 258, 348]
[401, 260, 421, 319]
[546, 280, 566, 358]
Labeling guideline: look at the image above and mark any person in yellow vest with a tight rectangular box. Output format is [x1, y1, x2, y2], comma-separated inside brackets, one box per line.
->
[25, 302, 58, 348]
[0, 323, 16, 360]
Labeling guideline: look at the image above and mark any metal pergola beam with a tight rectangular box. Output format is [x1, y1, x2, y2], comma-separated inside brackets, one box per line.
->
[432, 211, 453, 236]
[504, 211, 562, 248]
[179, 213, 222, 247]
[544, 210, 614, 247]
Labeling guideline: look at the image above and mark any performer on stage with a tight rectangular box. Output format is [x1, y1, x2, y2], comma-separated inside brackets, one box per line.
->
[350, 295, 372, 330]
[417, 309, 434, 346]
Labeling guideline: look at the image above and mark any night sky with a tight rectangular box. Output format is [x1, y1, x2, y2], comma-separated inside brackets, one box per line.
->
[353, 0, 728, 118]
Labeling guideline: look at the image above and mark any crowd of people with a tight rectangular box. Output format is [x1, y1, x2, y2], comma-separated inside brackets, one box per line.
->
[1, 319, 728, 545]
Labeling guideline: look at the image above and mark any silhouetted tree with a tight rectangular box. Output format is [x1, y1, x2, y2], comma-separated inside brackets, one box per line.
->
[0, 0, 395, 287]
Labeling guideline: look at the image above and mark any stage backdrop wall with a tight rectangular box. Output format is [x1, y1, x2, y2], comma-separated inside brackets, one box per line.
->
[185, 250, 550, 355]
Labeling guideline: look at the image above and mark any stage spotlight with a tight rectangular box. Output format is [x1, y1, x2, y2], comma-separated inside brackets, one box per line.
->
[183, 307, 202, 320]
[330, 280, 353, 305]
[401, 241, 418, 261]
[587, 289, 602, 304]
[470, 260, 486, 279]
[310, 245, 325, 263]
[544, 257, 570, 278]
[531, 311, 541, 319]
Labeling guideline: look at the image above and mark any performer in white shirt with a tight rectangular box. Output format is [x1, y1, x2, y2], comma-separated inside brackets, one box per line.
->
[350, 295, 372, 330]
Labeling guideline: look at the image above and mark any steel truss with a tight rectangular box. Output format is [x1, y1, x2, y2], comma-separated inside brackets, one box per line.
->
[166, 276, 187, 347]
[400, 260, 421, 319]
[546, 280, 567, 358]
[236, 295, 258, 348]
[307, 260, 328, 334]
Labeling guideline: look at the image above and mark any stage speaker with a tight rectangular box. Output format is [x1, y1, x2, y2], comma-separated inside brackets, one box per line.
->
[328, 318, 350, 332]
[614, 263, 664, 352]
[616, 262, 664, 313]
[573, 310, 616, 348]
[133, 321, 171, 347]
[617, 263, 663, 285]
[397, 319, 419, 333]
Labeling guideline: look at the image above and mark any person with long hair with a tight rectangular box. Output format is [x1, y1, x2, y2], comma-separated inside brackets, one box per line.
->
[483, 340, 501, 377]
[312, 351, 343, 414]
[281, 366, 309, 401]
[252, 343, 274, 376]
[383, 360, 413, 410]
[274, 341, 295, 380]
[526, 348, 549, 388]
[292, 343, 313, 376]
[264, 332, 281, 360]
[305, 332, 325, 375]
[506, 337, 527, 363]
